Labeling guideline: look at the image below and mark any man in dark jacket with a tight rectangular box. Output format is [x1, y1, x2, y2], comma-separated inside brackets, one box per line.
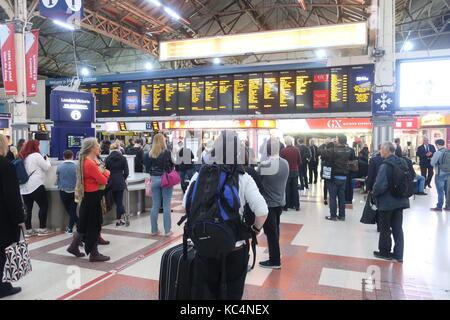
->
[308, 139, 319, 184]
[126, 138, 144, 173]
[372, 142, 410, 262]
[366, 146, 384, 192]
[322, 135, 353, 221]
[297, 138, 310, 190]
[0, 136, 25, 298]
[416, 137, 436, 188]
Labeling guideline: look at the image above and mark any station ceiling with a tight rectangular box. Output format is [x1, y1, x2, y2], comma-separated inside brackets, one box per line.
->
[0, 0, 449, 78]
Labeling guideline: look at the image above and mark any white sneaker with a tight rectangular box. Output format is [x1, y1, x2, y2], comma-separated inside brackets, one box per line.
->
[25, 229, 37, 238]
[37, 228, 53, 236]
[163, 231, 173, 237]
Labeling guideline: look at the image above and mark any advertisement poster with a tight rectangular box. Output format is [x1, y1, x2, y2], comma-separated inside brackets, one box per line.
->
[0, 23, 18, 95]
[26, 30, 39, 97]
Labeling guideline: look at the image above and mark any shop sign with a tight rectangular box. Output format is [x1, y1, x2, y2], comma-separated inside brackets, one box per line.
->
[0, 23, 17, 95]
[306, 118, 372, 130]
[420, 114, 450, 127]
[394, 117, 419, 130]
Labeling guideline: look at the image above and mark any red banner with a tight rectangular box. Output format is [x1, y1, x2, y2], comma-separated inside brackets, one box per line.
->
[306, 118, 372, 130]
[25, 30, 39, 97]
[394, 117, 419, 130]
[0, 23, 18, 95]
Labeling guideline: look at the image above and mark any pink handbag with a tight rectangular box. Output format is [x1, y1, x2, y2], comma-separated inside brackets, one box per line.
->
[161, 169, 181, 188]
[145, 177, 152, 197]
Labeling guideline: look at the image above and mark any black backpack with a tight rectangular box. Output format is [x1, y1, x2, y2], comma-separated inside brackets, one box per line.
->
[385, 158, 415, 198]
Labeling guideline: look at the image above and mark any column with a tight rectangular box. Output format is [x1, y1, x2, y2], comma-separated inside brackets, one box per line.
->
[11, 0, 29, 144]
[370, 0, 396, 151]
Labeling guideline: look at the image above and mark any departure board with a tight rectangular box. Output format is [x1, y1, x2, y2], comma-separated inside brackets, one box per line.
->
[330, 68, 348, 111]
[349, 66, 372, 111]
[191, 77, 205, 112]
[178, 78, 191, 113]
[279, 71, 295, 110]
[263, 72, 279, 112]
[153, 80, 165, 113]
[248, 73, 263, 111]
[165, 79, 178, 113]
[219, 75, 233, 113]
[141, 81, 152, 115]
[98, 84, 112, 115]
[312, 70, 330, 110]
[111, 83, 122, 115]
[233, 74, 248, 113]
[205, 76, 219, 111]
[296, 70, 313, 111]
[123, 82, 140, 115]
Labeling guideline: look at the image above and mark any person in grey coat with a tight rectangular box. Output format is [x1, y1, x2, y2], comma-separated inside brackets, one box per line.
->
[372, 142, 410, 263]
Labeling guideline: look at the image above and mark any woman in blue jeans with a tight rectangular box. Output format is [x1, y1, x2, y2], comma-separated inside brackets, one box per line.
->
[144, 133, 175, 236]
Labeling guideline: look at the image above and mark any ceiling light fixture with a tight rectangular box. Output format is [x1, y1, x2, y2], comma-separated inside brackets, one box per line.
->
[53, 20, 75, 31]
[81, 67, 90, 76]
[148, 0, 162, 7]
[164, 7, 181, 20]
[315, 49, 327, 59]
[402, 41, 414, 52]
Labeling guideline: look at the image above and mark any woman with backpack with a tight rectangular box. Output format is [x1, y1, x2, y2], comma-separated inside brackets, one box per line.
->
[182, 131, 268, 300]
[0, 134, 25, 298]
[105, 141, 129, 227]
[144, 133, 175, 237]
[19, 140, 52, 237]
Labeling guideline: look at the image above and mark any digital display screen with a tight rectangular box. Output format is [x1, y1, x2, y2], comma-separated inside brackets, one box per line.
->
[178, 78, 191, 113]
[123, 83, 140, 115]
[279, 71, 295, 110]
[165, 79, 178, 113]
[330, 68, 348, 110]
[111, 83, 122, 114]
[296, 70, 313, 111]
[205, 76, 219, 111]
[67, 135, 85, 148]
[349, 66, 372, 111]
[312, 70, 330, 110]
[248, 73, 263, 111]
[191, 77, 205, 112]
[233, 74, 248, 113]
[263, 72, 279, 112]
[153, 80, 165, 113]
[219, 75, 233, 113]
[141, 81, 152, 115]
[399, 59, 450, 109]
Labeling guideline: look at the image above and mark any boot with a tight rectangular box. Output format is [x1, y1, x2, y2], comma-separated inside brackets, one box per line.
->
[0, 282, 22, 299]
[67, 232, 86, 258]
[97, 234, 110, 245]
[89, 243, 110, 262]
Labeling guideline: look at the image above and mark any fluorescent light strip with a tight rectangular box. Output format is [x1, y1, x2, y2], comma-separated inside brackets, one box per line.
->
[148, 0, 161, 7]
[164, 7, 181, 20]
[53, 20, 75, 31]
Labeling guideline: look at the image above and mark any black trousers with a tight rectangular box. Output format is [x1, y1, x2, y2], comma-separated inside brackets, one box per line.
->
[378, 209, 404, 259]
[59, 191, 78, 230]
[299, 164, 309, 189]
[323, 179, 329, 200]
[263, 207, 282, 265]
[308, 161, 318, 184]
[112, 190, 125, 219]
[420, 167, 434, 187]
[285, 173, 300, 209]
[192, 245, 249, 300]
[345, 173, 354, 204]
[23, 185, 48, 230]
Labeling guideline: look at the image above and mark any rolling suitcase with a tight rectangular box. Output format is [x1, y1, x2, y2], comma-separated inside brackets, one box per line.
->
[159, 242, 195, 300]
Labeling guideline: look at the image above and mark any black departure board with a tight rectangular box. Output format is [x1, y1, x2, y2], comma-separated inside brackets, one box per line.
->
[153, 80, 165, 113]
[191, 77, 205, 112]
[263, 72, 279, 112]
[349, 65, 373, 111]
[248, 73, 263, 111]
[141, 81, 152, 115]
[329, 67, 348, 111]
[312, 70, 330, 110]
[205, 76, 219, 111]
[233, 74, 248, 113]
[178, 78, 191, 113]
[279, 71, 295, 110]
[165, 79, 178, 113]
[296, 70, 313, 111]
[219, 75, 233, 113]
[111, 83, 122, 115]
[52, 64, 374, 119]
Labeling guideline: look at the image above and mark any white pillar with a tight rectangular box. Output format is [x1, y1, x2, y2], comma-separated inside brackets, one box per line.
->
[370, 0, 396, 152]
[11, 0, 29, 144]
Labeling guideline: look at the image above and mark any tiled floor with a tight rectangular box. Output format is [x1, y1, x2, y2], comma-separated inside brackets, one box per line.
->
[3, 182, 450, 300]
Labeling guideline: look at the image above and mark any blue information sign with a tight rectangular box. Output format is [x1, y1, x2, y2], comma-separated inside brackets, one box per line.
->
[372, 92, 395, 116]
[39, 0, 83, 26]
[50, 90, 95, 123]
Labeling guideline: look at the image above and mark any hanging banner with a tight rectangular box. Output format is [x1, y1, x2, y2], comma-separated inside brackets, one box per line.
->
[0, 23, 18, 95]
[25, 30, 39, 97]
[39, 0, 84, 27]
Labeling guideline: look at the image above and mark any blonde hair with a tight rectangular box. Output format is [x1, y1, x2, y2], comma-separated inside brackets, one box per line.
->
[110, 140, 121, 151]
[75, 137, 99, 203]
[150, 133, 166, 158]
[0, 134, 8, 157]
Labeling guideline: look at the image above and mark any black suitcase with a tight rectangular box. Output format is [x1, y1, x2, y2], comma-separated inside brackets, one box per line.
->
[159, 242, 195, 300]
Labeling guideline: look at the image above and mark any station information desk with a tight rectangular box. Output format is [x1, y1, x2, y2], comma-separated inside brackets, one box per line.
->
[29, 156, 151, 231]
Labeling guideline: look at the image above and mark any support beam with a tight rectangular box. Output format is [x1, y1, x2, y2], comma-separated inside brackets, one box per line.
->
[0, 0, 14, 18]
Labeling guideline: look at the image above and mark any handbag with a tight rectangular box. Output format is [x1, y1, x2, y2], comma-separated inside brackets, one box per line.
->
[161, 169, 181, 189]
[145, 177, 152, 197]
[322, 166, 332, 180]
[2, 228, 32, 283]
[348, 160, 359, 173]
[360, 193, 378, 225]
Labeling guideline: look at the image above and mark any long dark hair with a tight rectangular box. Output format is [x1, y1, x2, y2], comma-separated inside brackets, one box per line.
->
[19, 140, 40, 159]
